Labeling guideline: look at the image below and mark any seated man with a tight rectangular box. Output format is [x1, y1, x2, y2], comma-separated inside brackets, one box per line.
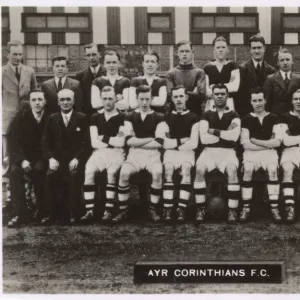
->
[42, 89, 89, 225]
[8, 89, 49, 227]
[81, 86, 127, 222]
[157, 85, 199, 223]
[240, 87, 282, 223]
[279, 89, 300, 223]
[194, 83, 241, 224]
[112, 85, 164, 223]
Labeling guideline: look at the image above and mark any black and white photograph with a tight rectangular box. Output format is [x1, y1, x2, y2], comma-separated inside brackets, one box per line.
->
[1, 1, 300, 295]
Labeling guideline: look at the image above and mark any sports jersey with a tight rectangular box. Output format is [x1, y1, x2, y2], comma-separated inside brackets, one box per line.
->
[92, 76, 130, 95]
[278, 112, 300, 148]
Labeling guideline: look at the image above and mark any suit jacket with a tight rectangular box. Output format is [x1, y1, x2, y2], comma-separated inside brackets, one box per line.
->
[10, 109, 50, 164]
[2, 63, 37, 135]
[238, 60, 275, 117]
[76, 65, 106, 116]
[42, 111, 89, 163]
[264, 71, 300, 115]
[41, 77, 82, 114]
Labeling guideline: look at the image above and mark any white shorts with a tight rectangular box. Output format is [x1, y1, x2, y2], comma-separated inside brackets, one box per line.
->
[205, 97, 235, 112]
[196, 147, 239, 173]
[85, 148, 125, 173]
[280, 146, 300, 168]
[126, 148, 161, 172]
[164, 150, 195, 170]
[243, 149, 279, 171]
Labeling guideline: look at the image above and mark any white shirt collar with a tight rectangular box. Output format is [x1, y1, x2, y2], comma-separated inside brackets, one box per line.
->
[8, 62, 21, 72]
[280, 70, 291, 80]
[90, 64, 101, 74]
[61, 110, 73, 120]
[250, 112, 269, 118]
[55, 76, 67, 87]
[211, 105, 231, 113]
[104, 109, 119, 120]
[32, 110, 44, 123]
[252, 59, 263, 68]
[172, 109, 190, 115]
[290, 111, 300, 118]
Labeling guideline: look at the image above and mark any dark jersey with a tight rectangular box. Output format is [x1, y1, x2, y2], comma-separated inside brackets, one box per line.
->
[279, 112, 300, 137]
[92, 76, 130, 95]
[164, 110, 199, 139]
[125, 110, 164, 138]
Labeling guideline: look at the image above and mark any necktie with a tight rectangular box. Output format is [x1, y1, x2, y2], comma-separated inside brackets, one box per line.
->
[284, 73, 290, 88]
[256, 63, 261, 74]
[92, 67, 97, 78]
[64, 115, 69, 127]
[58, 78, 63, 91]
[15, 67, 20, 83]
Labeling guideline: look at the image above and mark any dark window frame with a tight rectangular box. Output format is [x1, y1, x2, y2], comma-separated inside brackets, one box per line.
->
[21, 12, 92, 33]
[147, 13, 173, 33]
[2, 12, 10, 33]
[190, 13, 259, 33]
[281, 13, 300, 32]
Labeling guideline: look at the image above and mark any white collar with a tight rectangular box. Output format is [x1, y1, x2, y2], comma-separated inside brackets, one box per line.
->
[55, 76, 67, 86]
[250, 112, 269, 118]
[252, 59, 263, 68]
[32, 110, 44, 123]
[211, 105, 231, 113]
[280, 70, 291, 80]
[103, 109, 119, 120]
[8, 62, 21, 72]
[172, 109, 190, 115]
[290, 111, 300, 118]
[103, 74, 122, 80]
[90, 64, 101, 74]
[61, 110, 73, 120]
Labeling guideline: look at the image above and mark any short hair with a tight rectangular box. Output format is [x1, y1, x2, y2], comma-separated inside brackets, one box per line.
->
[103, 50, 121, 62]
[212, 83, 229, 94]
[171, 85, 187, 96]
[7, 40, 23, 53]
[101, 86, 115, 95]
[249, 87, 265, 98]
[292, 89, 300, 98]
[142, 50, 160, 63]
[277, 48, 292, 60]
[52, 56, 68, 65]
[136, 85, 151, 97]
[176, 40, 193, 50]
[249, 34, 266, 47]
[213, 36, 229, 47]
[84, 43, 99, 52]
[57, 88, 74, 99]
[29, 88, 44, 98]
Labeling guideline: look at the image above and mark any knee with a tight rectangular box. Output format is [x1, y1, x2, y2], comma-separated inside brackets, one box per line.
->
[152, 166, 163, 182]
[107, 167, 120, 180]
[283, 164, 294, 177]
[195, 163, 206, 178]
[243, 163, 254, 178]
[164, 163, 174, 179]
[267, 164, 278, 179]
[119, 165, 132, 182]
[181, 163, 192, 177]
[226, 164, 238, 180]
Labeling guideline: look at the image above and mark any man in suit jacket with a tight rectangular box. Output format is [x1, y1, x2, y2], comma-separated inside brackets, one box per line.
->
[41, 56, 82, 114]
[238, 35, 276, 117]
[8, 89, 49, 227]
[76, 44, 106, 117]
[42, 88, 89, 225]
[264, 48, 300, 115]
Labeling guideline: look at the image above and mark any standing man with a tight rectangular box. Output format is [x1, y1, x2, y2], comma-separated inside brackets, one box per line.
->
[264, 48, 300, 115]
[279, 89, 300, 223]
[42, 56, 82, 114]
[42, 89, 89, 225]
[194, 84, 241, 224]
[240, 88, 282, 223]
[8, 89, 49, 227]
[157, 86, 199, 223]
[76, 44, 106, 117]
[166, 40, 206, 117]
[2, 40, 37, 209]
[238, 35, 275, 117]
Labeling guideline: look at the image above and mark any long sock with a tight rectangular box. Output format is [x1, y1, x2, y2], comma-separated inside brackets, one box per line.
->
[179, 183, 191, 203]
[267, 181, 280, 209]
[83, 184, 96, 210]
[117, 185, 130, 210]
[282, 182, 295, 207]
[150, 186, 162, 206]
[163, 182, 174, 208]
[228, 183, 240, 209]
[194, 181, 206, 209]
[241, 181, 253, 208]
[105, 183, 116, 211]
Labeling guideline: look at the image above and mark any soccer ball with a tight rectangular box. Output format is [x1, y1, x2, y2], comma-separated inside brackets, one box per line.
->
[206, 196, 227, 219]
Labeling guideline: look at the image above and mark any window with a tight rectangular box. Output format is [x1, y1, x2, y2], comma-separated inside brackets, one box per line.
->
[148, 13, 172, 32]
[22, 13, 91, 32]
[191, 13, 258, 32]
[2, 10, 10, 45]
[281, 14, 300, 32]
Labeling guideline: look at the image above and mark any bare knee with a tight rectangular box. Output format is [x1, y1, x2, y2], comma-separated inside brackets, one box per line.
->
[164, 163, 174, 181]
[107, 164, 121, 182]
[195, 163, 207, 182]
[119, 164, 134, 183]
[282, 162, 295, 181]
[181, 163, 192, 183]
[226, 164, 238, 183]
[243, 163, 254, 181]
[151, 165, 163, 184]
[267, 164, 278, 181]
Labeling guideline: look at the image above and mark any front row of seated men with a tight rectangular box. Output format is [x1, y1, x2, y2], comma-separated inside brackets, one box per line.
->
[7, 84, 300, 227]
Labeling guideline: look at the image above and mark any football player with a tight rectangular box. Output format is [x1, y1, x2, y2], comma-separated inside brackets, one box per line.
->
[112, 85, 164, 223]
[81, 86, 127, 222]
[157, 85, 199, 222]
[279, 89, 300, 223]
[130, 50, 167, 113]
[194, 83, 241, 224]
[91, 50, 130, 112]
[240, 87, 282, 223]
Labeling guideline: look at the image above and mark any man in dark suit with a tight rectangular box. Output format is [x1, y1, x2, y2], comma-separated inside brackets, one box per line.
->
[238, 35, 275, 117]
[42, 88, 89, 225]
[42, 56, 82, 114]
[8, 89, 49, 227]
[76, 44, 106, 117]
[264, 48, 300, 115]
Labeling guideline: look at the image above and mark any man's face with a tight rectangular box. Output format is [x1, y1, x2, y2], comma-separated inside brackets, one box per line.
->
[292, 92, 300, 112]
[250, 41, 265, 62]
[177, 44, 193, 65]
[85, 46, 101, 67]
[30, 92, 46, 113]
[278, 52, 293, 72]
[142, 54, 159, 75]
[58, 90, 74, 113]
[7, 45, 23, 66]
[104, 54, 120, 75]
[137, 91, 152, 112]
[213, 41, 228, 60]
[213, 88, 228, 108]
[53, 60, 68, 78]
[251, 92, 266, 114]
[102, 90, 116, 112]
[172, 88, 188, 111]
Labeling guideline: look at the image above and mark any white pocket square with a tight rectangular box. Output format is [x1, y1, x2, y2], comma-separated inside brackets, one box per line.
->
[76, 127, 81, 131]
